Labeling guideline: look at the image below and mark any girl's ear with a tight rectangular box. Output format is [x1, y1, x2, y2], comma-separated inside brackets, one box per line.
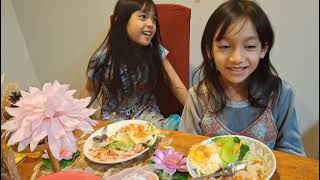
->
[260, 44, 269, 59]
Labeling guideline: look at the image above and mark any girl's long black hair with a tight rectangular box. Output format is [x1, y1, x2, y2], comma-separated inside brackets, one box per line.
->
[193, 0, 281, 113]
[86, 0, 164, 107]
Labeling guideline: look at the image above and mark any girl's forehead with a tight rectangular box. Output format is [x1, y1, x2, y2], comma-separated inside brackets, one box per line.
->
[215, 17, 258, 40]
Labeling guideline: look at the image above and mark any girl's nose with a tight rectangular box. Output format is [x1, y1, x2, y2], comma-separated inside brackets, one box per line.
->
[145, 17, 155, 26]
[228, 48, 242, 63]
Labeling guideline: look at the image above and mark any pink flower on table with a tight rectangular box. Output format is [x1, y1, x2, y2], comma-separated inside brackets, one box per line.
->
[59, 148, 73, 160]
[42, 148, 74, 160]
[1, 80, 98, 160]
[151, 148, 187, 176]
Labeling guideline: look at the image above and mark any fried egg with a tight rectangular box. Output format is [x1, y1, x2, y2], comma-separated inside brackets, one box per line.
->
[119, 124, 154, 144]
[189, 143, 223, 175]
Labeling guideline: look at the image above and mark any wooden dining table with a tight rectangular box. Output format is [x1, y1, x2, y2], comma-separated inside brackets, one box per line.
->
[17, 120, 319, 180]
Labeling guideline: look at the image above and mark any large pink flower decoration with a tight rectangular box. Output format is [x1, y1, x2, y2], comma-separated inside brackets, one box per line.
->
[151, 148, 187, 176]
[1, 81, 98, 160]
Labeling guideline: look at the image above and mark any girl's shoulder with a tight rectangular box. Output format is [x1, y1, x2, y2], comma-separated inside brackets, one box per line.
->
[190, 83, 207, 95]
[280, 79, 293, 91]
[90, 48, 109, 64]
[159, 44, 169, 59]
[188, 83, 210, 103]
[272, 79, 295, 107]
[278, 79, 294, 99]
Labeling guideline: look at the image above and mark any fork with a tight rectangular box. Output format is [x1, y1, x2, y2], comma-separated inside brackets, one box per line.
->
[92, 112, 116, 142]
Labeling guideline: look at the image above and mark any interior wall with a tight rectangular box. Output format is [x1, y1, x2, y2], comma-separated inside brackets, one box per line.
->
[1, 0, 39, 90]
[10, 0, 117, 93]
[4, 0, 319, 159]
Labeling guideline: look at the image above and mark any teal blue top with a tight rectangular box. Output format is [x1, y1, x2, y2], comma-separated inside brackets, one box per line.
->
[179, 80, 306, 156]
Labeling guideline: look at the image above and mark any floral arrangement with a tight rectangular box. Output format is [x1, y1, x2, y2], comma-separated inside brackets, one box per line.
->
[41, 149, 80, 170]
[1, 73, 21, 180]
[1, 74, 18, 125]
[150, 148, 188, 180]
[1, 80, 98, 162]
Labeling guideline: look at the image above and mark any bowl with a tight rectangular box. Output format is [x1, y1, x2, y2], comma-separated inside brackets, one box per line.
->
[187, 135, 276, 179]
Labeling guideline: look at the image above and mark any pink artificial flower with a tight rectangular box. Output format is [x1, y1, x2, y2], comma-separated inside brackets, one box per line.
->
[1, 81, 98, 160]
[42, 148, 74, 160]
[151, 148, 187, 176]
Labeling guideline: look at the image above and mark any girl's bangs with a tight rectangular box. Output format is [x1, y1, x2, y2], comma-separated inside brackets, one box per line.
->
[141, 1, 155, 13]
[215, 21, 230, 41]
[215, 16, 248, 41]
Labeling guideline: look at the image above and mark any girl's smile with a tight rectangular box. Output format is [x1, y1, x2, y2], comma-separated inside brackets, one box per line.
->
[226, 66, 248, 73]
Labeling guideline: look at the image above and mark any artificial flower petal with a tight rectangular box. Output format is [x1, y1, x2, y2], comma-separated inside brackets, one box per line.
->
[1, 118, 18, 131]
[154, 149, 165, 160]
[18, 137, 31, 152]
[1, 81, 97, 160]
[5, 107, 22, 117]
[151, 148, 187, 176]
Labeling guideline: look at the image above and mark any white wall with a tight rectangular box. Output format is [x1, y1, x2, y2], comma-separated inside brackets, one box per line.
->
[9, 0, 117, 93]
[1, 0, 39, 90]
[3, 0, 318, 158]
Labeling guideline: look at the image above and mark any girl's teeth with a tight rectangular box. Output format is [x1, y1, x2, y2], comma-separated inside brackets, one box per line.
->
[143, 32, 151, 36]
[230, 67, 245, 71]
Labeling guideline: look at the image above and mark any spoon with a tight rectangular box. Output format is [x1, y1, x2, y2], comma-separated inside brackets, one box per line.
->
[193, 160, 252, 180]
[93, 112, 116, 142]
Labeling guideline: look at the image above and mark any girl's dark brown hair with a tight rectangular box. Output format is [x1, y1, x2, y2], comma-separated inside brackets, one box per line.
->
[193, 0, 281, 113]
[86, 0, 164, 107]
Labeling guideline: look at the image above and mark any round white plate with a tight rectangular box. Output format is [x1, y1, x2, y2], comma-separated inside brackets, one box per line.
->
[83, 120, 156, 164]
[187, 135, 276, 179]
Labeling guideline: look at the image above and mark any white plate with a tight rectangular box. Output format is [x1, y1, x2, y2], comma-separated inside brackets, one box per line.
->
[187, 135, 276, 179]
[83, 120, 156, 164]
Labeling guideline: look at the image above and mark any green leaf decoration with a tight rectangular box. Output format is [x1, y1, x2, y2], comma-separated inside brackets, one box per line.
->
[155, 170, 170, 180]
[154, 170, 189, 180]
[145, 159, 154, 165]
[41, 151, 80, 170]
[172, 172, 189, 180]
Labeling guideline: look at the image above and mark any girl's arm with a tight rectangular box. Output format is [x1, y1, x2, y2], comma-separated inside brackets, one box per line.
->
[161, 57, 188, 105]
[273, 81, 306, 156]
[178, 87, 204, 134]
[80, 79, 101, 101]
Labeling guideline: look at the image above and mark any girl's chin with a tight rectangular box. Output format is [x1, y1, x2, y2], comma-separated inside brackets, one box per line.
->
[138, 40, 151, 46]
[221, 76, 248, 85]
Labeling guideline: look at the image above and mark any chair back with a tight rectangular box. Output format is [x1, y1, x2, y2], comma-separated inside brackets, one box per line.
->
[155, 4, 191, 116]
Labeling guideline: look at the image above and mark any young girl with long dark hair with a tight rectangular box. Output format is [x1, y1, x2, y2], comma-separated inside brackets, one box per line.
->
[179, 0, 305, 156]
[82, 0, 188, 129]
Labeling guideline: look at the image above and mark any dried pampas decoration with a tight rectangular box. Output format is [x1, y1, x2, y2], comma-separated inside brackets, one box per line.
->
[1, 74, 21, 180]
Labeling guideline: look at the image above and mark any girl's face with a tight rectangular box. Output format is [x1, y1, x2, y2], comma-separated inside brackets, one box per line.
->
[126, 8, 157, 46]
[212, 17, 268, 87]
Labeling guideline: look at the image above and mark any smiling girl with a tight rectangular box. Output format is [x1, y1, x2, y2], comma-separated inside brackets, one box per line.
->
[81, 0, 187, 129]
[179, 0, 305, 156]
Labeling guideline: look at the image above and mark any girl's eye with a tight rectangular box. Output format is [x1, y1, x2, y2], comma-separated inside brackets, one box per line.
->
[139, 14, 147, 20]
[152, 16, 158, 22]
[245, 45, 257, 49]
[218, 45, 231, 49]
